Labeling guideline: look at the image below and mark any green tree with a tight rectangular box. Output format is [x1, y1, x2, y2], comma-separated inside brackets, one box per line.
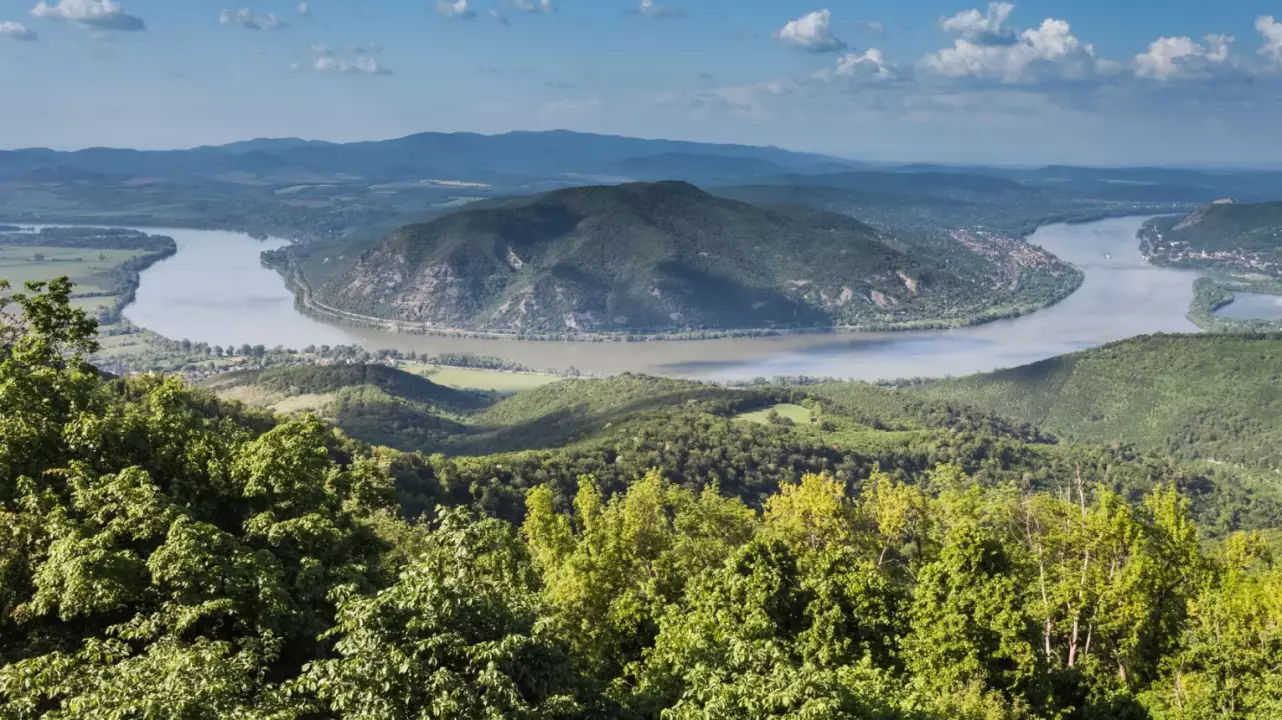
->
[522, 471, 756, 681]
[901, 519, 1039, 716]
[763, 472, 860, 554]
[0, 277, 395, 718]
[302, 508, 581, 719]
[1141, 533, 1282, 719]
[630, 538, 907, 719]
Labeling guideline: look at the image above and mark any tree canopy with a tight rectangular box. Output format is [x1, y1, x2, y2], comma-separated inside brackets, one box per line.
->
[1, 278, 1279, 719]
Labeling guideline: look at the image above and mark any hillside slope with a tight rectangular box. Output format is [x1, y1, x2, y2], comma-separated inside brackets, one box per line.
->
[205, 364, 492, 451]
[908, 333, 1282, 469]
[308, 181, 1079, 335]
[1140, 201, 1282, 276]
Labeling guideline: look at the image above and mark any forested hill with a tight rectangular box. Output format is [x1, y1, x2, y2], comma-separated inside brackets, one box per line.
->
[3, 278, 1282, 717]
[304, 181, 1080, 336]
[1140, 201, 1282, 276]
[906, 333, 1282, 469]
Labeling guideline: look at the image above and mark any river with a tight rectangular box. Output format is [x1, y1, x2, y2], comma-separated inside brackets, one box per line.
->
[1214, 291, 1282, 321]
[122, 216, 1202, 381]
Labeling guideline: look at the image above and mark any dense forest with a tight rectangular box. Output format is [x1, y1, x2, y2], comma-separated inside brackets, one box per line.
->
[905, 334, 1282, 470]
[2, 277, 1281, 718]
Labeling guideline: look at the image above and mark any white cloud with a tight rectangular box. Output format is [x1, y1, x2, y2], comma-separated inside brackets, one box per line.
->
[940, 2, 1016, 45]
[310, 45, 391, 75]
[30, 0, 145, 31]
[435, 0, 475, 20]
[922, 7, 1097, 83]
[834, 48, 895, 79]
[1134, 34, 1233, 80]
[863, 21, 884, 36]
[315, 55, 383, 74]
[1258, 16, 1282, 68]
[634, 0, 687, 20]
[219, 8, 287, 30]
[775, 9, 847, 53]
[297, 1, 309, 17]
[1094, 58, 1123, 76]
[0, 20, 38, 40]
[510, 0, 554, 14]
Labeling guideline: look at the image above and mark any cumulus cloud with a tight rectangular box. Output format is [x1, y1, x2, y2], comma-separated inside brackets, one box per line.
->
[310, 45, 391, 75]
[863, 21, 884, 36]
[220, 8, 287, 30]
[940, 2, 1016, 45]
[1259, 16, 1282, 68]
[435, 0, 475, 20]
[30, 0, 145, 31]
[297, 1, 309, 17]
[509, 0, 554, 14]
[630, 0, 687, 20]
[775, 9, 847, 53]
[834, 49, 895, 79]
[0, 20, 38, 40]
[922, 6, 1096, 83]
[1134, 34, 1233, 80]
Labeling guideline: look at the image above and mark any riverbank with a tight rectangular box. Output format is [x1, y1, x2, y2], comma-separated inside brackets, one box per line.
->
[1187, 276, 1282, 332]
[0, 226, 177, 325]
[111, 216, 1201, 381]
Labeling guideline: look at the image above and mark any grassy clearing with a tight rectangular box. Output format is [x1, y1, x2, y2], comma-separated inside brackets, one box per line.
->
[406, 364, 559, 392]
[1, 246, 148, 315]
[0, 246, 144, 292]
[735, 403, 814, 426]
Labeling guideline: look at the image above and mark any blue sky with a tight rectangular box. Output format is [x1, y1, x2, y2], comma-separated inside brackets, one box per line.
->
[2, 0, 1282, 165]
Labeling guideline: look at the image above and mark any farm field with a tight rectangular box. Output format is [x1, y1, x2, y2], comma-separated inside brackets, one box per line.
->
[405, 363, 561, 392]
[0, 246, 144, 290]
[735, 402, 814, 425]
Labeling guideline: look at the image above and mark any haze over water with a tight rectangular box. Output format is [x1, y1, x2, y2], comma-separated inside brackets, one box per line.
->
[125, 215, 1202, 381]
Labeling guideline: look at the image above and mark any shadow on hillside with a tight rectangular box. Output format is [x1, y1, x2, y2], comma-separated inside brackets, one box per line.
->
[446, 386, 761, 456]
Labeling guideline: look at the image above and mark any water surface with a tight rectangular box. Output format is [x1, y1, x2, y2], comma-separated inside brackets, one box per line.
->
[123, 216, 1202, 381]
[1214, 291, 1282, 321]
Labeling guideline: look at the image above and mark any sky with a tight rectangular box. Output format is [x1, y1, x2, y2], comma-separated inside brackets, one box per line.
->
[2, 0, 1282, 165]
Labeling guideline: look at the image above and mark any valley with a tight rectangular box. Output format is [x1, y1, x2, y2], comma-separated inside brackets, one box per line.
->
[95, 215, 1199, 381]
[11, 0, 1282, 712]
[5, 134, 1282, 719]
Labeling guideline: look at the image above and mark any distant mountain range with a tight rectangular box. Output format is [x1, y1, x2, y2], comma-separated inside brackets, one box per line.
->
[0, 130, 859, 186]
[3, 128, 1282, 242]
[287, 181, 1082, 336]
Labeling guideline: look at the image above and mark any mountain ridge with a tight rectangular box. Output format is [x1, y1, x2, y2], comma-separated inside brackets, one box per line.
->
[298, 180, 1081, 336]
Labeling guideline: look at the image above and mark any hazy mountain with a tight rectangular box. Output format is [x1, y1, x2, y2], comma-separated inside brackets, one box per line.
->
[5, 129, 1279, 243]
[0, 130, 854, 185]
